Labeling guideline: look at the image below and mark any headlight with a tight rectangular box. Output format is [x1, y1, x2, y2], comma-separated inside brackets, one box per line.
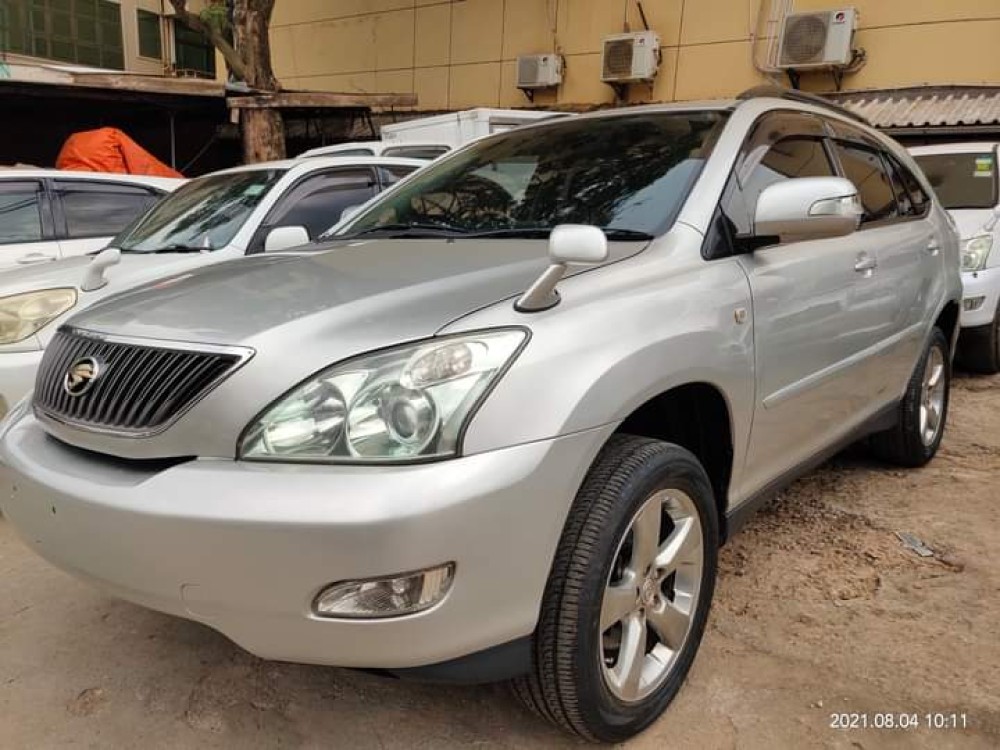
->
[0, 288, 77, 345]
[239, 329, 527, 462]
[961, 235, 993, 272]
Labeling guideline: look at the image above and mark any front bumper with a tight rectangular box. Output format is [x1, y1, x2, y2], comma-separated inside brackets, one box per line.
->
[0, 411, 612, 671]
[960, 266, 1000, 328]
[0, 349, 43, 418]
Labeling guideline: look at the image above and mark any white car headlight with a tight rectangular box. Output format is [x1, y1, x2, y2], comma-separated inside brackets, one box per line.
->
[239, 329, 527, 463]
[0, 288, 77, 345]
[961, 235, 993, 272]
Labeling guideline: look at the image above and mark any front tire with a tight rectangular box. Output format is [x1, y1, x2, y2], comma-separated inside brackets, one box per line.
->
[511, 436, 719, 742]
[870, 327, 951, 467]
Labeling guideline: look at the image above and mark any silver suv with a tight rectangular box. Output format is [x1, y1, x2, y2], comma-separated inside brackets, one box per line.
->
[0, 89, 962, 742]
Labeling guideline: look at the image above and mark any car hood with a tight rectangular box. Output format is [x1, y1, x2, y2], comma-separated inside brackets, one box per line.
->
[45, 237, 648, 460]
[71, 238, 644, 349]
[948, 209, 996, 240]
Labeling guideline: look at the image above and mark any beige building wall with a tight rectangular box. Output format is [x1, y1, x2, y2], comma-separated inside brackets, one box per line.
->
[268, 0, 1000, 110]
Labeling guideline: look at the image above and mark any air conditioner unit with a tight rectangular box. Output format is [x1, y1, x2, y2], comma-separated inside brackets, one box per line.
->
[778, 8, 857, 69]
[601, 31, 660, 84]
[516, 54, 563, 89]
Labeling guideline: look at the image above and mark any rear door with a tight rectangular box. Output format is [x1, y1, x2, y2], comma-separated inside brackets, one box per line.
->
[827, 130, 930, 403]
[52, 179, 163, 258]
[0, 179, 61, 269]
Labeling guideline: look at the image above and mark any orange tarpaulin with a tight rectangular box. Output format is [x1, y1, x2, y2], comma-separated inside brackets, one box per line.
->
[56, 127, 182, 178]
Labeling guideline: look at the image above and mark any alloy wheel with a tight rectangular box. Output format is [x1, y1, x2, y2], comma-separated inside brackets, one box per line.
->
[919, 345, 946, 447]
[600, 489, 704, 702]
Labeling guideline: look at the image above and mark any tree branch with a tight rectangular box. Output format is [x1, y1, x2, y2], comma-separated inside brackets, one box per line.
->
[168, 0, 248, 83]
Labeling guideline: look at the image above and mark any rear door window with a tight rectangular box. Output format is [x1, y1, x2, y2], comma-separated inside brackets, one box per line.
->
[895, 159, 931, 216]
[0, 180, 47, 244]
[833, 142, 899, 225]
[55, 181, 162, 238]
[883, 155, 915, 216]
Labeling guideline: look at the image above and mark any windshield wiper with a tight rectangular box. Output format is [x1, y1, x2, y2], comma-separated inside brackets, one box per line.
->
[343, 222, 468, 239]
[468, 227, 654, 241]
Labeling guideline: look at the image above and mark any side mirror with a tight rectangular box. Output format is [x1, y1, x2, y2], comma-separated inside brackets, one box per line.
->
[264, 225, 310, 253]
[548, 224, 609, 265]
[754, 177, 862, 243]
[516, 224, 609, 312]
[80, 247, 122, 292]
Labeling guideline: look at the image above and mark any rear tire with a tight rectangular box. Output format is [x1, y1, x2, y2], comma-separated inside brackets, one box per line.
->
[511, 435, 718, 743]
[955, 306, 1000, 374]
[870, 327, 951, 467]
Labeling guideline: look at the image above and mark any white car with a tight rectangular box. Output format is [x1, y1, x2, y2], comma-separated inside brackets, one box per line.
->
[0, 170, 183, 270]
[298, 141, 452, 160]
[912, 143, 1000, 372]
[0, 156, 424, 412]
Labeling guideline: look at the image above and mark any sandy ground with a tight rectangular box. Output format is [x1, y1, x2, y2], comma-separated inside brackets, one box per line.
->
[0, 373, 998, 749]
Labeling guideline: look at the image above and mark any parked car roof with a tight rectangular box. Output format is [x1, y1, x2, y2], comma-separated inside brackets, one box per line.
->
[298, 141, 451, 159]
[212, 155, 429, 176]
[0, 168, 184, 190]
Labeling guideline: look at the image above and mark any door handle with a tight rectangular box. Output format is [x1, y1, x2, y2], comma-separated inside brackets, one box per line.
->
[16, 252, 56, 265]
[925, 239, 941, 256]
[854, 254, 878, 274]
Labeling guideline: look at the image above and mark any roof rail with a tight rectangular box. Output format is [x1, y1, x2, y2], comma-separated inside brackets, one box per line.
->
[736, 86, 870, 126]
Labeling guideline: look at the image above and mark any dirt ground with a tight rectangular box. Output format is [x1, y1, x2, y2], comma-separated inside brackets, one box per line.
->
[1, 373, 998, 749]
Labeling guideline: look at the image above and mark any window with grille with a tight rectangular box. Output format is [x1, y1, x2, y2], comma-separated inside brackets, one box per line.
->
[136, 8, 161, 60]
[1, 0, 123, 70]
[173, 18, 214, 77]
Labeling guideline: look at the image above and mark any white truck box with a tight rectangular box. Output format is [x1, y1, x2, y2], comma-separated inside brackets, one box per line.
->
[380, 108, 570, 147]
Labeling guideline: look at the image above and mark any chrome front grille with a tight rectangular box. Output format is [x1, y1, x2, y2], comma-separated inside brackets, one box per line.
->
[33, 328, 252, 436]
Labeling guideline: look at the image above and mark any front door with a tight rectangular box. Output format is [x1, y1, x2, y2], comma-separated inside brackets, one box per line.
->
[730, 125, 872, 495]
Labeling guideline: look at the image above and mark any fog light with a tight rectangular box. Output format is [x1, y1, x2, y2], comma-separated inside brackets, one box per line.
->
[963, 296, 986, 312]
[313, 563, 455, 619]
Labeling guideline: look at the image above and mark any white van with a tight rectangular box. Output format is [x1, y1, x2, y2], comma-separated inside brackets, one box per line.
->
[912, 143, 1000, 372]
[298, 108, 572, 161]
[380, 107, 572, 147]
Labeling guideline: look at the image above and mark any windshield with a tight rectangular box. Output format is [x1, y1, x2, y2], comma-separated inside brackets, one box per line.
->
[114, 169, 285, 252]
[914, 152, 998, 210]
[339, 111, 728, 239]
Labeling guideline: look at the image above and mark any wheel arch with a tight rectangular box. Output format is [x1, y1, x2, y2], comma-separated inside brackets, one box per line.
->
[934, 299, 961, 357]
[612, 381, 735, 544]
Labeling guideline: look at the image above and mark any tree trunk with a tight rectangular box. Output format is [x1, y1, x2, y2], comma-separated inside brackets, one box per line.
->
[233, 0, 285, 162]
[241, 108, 285, 163]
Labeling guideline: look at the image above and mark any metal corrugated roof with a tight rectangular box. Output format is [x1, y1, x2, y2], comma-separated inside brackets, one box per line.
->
[831, 87, 1000, 129]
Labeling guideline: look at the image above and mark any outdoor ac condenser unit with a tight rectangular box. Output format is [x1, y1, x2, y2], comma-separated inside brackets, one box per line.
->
[516, 54, 563, 89]
[600, 31, 661, 84]
[778, 8, 857, 69]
